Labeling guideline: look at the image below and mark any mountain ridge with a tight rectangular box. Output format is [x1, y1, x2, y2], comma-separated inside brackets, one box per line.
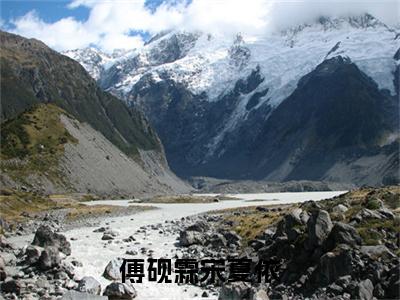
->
[62, 14, 399, 186]
[0, 30, 190, 197]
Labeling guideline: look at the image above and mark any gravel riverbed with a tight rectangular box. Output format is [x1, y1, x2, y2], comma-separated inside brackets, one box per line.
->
[7, 191, 345, 299]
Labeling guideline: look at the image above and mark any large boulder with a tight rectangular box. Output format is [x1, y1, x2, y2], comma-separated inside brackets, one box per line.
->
[103, 258, 123, 281]
[186, 220, 210, 232]
[307, 210, 333, 248]
[385, 265, 400, 299]
[219, 282, 252, 300]
[313, 244, 353, 285]
[220, 230, 242, 246]
[356, 279, 374, 300]
[258, 236, 292, 260]
[32, 225, 71, 256]
[332, 204, 348, 214]
[206, 233, 228, 248]
[38, 246, 61, 270]
[103, 282, 137, 300]
[179, 230, 204, 246]
[77, 276, 102, 295]
[275, 208, 305, 241]
[360, 245, 396, 260]
[324, 222, 362, 251]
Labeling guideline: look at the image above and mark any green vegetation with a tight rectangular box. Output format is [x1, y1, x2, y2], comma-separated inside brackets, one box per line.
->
[0, 104, 77, 184]
[365, 197, 381, 210]
[1, 104, 76, 159]
[382, 191, 400, 210]
[357, 218, 400, 246]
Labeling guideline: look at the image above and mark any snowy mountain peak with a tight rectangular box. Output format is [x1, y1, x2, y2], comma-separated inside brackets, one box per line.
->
[63, 47, 111, 80]
[64, 13, 398, 102]
[317, 13, 386, 30]
[62, 47, 134, 80]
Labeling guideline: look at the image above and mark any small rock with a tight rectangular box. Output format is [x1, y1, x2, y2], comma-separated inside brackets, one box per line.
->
[125, 249, 138, 256]
[71, 260, 83, 267]
[219, 282, 252, 300]
[93, 227, 107, 233]
[179, 231, 204, 246]
[25, 245, 43, 265]
[251, 289, 269, 300]
[332, 204, 348, 213]
[103, 258, 123, 281]
[101, 234, 115, 240]
[103, 282, 137, 300]
[1, 277, 22, 295]
[77, 276, 102, 295]
[0, 256, 6, 281]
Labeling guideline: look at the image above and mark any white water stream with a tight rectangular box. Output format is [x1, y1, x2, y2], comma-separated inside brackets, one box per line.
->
[10, 191, 345, 299]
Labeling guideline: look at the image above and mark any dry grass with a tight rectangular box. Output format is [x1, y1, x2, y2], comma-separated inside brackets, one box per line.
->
[0, 189, 155, 225]
[65, 204, 155, 221]
[210, 204, 293, 244]
[0, 191, 74, 223]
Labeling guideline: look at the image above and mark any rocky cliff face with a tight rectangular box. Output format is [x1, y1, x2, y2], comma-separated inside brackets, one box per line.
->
[65, 14, 399, 186]
[0, 31, 190, 197]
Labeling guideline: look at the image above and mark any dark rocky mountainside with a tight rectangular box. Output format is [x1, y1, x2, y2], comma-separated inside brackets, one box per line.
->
[0, 31, 190, 196]
[208, 57, 399, 183]
[126, 56, 399, 186]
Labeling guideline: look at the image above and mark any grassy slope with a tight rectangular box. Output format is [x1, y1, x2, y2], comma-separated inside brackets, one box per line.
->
[0, 104, 77, 185]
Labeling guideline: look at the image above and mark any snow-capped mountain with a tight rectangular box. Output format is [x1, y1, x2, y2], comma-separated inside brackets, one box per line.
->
[67, 14, 397, 98]
[63, 47, 133, 80]
[64, 14, 400, 186]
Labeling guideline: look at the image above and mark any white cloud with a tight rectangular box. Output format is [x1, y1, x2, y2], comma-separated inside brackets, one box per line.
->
[9, 11, 98, 50]
[6, 0, 399, 52]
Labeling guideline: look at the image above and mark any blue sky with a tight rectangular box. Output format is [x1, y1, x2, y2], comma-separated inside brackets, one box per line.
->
[1, 0, 171, 26]
[1, 0, 398, 52]
[1, 1, 88, 23]
[0, 0, 191, 50]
